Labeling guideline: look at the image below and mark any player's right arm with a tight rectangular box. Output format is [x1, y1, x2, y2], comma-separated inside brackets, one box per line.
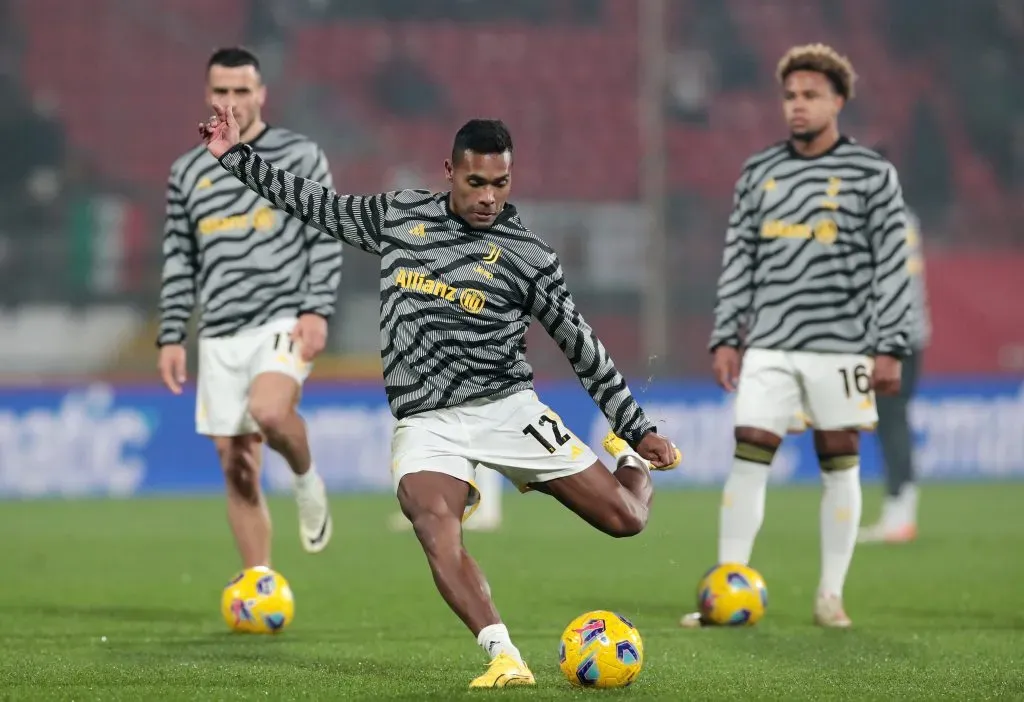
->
[203, 104, 386, 255]
[709, 168, 758, 390]
[156, 167, 195, 394]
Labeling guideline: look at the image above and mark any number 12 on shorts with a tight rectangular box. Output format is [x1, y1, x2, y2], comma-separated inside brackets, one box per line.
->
[838, 364, 871, 398]
[523, 415, 571, 454]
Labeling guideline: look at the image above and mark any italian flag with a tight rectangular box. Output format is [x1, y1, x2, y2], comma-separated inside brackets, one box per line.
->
[68, 194, 149, 293]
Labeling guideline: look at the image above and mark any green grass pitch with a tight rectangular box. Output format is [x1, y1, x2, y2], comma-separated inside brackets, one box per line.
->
[2, 484, 1022, 700]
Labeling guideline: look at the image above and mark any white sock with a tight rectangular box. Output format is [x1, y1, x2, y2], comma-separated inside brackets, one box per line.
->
[819, 466, 862, 598]
[477, 623, 522, 663]
[718, 459, 769, 564]
[469, 467, 503, 524]
[293, 463, 318, 490]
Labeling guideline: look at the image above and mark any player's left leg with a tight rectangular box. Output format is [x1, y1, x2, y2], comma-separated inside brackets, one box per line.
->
[799, 351, 879, 628]
[811, 428, 862, 628]
[247, 322, 330, 554]
[471, 392, 676, 538]
[527, 454, 653, 537]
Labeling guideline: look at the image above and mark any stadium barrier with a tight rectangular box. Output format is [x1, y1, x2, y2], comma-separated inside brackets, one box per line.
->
[0, 379, 1021, 498]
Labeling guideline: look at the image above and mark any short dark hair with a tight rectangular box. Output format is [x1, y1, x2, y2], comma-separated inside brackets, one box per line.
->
[451, 119, 513, 163]
[207, 46, 261, 74]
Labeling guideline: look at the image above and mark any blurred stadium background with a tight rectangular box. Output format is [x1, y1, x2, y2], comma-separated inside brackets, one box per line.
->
[0, 0, 1021, 497]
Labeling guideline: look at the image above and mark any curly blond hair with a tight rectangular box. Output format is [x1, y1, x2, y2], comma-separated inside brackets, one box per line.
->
[776, 43, 857, 100]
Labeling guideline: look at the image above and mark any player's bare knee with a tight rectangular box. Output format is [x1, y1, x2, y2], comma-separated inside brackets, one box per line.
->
[612, 508, 647, 538]
[248, 398, 291, 437]
[814, 429, 859, 458]
[814, 429, 860, 472]
[734, 427, 780, 468]
[735, 426, 782, 450]
[601, 498, 647, 538]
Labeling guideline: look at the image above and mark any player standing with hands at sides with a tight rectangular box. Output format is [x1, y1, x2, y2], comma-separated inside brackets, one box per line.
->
[199, 106, 680, 688]
[680, 44, 912, 629]
[157, 48, 340, 568]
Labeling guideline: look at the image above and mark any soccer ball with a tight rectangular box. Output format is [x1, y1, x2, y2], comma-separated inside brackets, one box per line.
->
[220, 566, 295, 634]
[558, 610, 643, 688]
[696, 562, 768, 626]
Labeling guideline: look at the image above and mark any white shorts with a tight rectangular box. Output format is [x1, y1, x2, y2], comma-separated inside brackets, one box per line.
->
[196, 317, 312, 436]
[735, 348, 878, 437]
[390, 390, 598, 520]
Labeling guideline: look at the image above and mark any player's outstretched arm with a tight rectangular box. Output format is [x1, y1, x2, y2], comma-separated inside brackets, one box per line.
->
[200, 105, 385, 256]
[527, 252, 673, 461]
[297, 146, 344, 320]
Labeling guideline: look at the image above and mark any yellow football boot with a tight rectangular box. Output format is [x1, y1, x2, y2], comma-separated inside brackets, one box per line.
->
[602, 431, 682, 471]
[468, 653, 536, 688]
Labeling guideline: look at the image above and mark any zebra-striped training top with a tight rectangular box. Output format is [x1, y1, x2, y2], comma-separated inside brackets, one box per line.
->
[158, 126, 343, 345]
[710, 137, 912, 358]
[216, 143, 656, 445]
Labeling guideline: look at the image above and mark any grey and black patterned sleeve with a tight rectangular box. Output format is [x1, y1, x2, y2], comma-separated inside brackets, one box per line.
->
[709, 170, 757, 351]
[219, 144, 386, 256]
[528, 252, 656, 446]
[298, 146, 343, 318]
[157, 169, 196, 346]
[867, 164, 911, 358]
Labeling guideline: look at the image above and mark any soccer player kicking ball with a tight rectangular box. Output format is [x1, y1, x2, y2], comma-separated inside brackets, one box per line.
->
[199, 107, 681, 687]
[680, 44, 912, 629]
[158, 48, 339, 568]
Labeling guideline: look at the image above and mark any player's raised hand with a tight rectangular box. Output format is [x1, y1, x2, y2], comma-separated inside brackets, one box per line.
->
[291, 313, 328, 362]
[712, 345, 742, 392]
[871, 354, 902, 396]
[199, 104, 241, 159]
[158, 344, 187, 395]
[636, 431, 682, 470]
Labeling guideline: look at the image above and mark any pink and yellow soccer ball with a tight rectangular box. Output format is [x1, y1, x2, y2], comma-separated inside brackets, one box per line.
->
[220, 566, 294, 634]
[558, 610, 644, 688]
[696, 563, 768, 626]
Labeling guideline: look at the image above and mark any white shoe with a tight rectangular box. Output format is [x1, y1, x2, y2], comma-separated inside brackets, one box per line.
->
[858, 521, 917, 544]
[679, 611, 707, 629]
[858, 486, 918, 544]
[295, 471, 332, 553]
[813, 594, 852, 628]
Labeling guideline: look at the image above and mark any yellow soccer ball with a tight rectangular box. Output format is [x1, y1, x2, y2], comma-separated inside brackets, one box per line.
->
[696, 563, 768, 626]
[558, 610, 644, 688]
[220, 566, 295, 634]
